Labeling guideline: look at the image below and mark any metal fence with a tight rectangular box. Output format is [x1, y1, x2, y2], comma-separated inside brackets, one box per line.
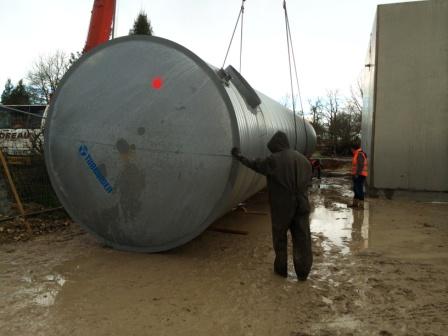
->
[0, 105, 61, 230]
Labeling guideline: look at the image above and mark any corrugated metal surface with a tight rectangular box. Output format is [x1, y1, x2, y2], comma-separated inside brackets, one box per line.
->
[221, 85, 315, 212]
[45, 35, 316, 252]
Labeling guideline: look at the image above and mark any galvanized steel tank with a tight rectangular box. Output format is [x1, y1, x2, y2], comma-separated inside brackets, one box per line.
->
[45, 36, 316, 252]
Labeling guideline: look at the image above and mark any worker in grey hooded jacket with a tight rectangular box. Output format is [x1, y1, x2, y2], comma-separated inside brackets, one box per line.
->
[231, 131, 313, 280]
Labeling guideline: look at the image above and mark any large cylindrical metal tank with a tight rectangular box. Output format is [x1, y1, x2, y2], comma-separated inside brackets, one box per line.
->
[45, 36, 316, 252]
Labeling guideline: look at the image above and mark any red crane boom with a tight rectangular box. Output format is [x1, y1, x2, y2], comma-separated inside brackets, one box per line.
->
[83, 0, 116, 53]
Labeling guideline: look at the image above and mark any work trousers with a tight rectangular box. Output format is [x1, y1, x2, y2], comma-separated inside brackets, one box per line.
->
[353, 175, 366, 200]
[272, 209, 313, 280]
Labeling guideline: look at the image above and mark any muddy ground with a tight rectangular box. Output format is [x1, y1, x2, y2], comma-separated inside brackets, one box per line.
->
[1, 176, 447, 336]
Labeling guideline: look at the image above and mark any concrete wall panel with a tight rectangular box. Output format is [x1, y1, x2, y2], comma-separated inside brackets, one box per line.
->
[367, 0, 448, 191]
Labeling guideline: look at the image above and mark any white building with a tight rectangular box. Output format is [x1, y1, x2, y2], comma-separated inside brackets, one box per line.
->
[362, 0, 448, 192]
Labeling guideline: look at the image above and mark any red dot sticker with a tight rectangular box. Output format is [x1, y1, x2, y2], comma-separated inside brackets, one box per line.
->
[152, 77, 163, 90]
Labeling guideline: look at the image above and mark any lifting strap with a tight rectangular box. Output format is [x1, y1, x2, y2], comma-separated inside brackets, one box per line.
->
[222, 0, 246, 73]
[221, 0, 308, 153]
[283, 0, 308, 152]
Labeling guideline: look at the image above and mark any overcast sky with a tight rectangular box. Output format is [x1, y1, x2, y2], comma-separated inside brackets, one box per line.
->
[0, 0, 421, 107]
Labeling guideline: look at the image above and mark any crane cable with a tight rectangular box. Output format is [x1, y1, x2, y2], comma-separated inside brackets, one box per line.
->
[240, 2, 245, 73]
[221, 0, 308, 153]
[283, 0, 308, 153]
[222, 0, 246, 72]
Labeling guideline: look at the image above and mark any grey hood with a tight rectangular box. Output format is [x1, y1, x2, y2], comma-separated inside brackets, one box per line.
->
[267, 131, 290, 153]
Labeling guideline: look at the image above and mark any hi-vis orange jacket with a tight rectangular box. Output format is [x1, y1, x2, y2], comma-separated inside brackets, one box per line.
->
[351, 148, 368, 176]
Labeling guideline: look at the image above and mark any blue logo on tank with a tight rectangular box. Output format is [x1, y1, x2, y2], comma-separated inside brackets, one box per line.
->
[79, 144, 113, 193]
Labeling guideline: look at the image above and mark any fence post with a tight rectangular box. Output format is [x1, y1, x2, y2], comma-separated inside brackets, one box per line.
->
[0, 149, 32, 234]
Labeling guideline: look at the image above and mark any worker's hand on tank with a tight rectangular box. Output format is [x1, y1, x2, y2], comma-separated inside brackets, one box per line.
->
[231, 147, 242, 159]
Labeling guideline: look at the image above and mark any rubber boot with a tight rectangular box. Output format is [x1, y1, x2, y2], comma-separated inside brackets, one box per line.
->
[274, 258, 287, 278]
[358, 200, 364, 209]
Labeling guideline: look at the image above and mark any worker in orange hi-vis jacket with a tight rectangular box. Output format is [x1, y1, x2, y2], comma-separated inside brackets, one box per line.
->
[349, 141, 368, 209]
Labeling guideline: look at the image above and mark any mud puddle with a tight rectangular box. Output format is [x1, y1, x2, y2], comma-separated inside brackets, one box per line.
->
[310, 177, 368, 255]
[1, 176, 447, 336]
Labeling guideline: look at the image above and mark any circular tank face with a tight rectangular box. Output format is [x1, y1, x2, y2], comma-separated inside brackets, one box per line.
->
[45, 36, 237, 252]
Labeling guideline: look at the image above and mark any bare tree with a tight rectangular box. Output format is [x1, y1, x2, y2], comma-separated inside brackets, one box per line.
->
[280, 94, 292, 109]
[323, 90, 341, 155]
[27, 50, 70, 104]
[349, 79, 363, 115]
[308, 97, 325, 139]
[345, 80, 364, 144]
[286, 87, 363, 156]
